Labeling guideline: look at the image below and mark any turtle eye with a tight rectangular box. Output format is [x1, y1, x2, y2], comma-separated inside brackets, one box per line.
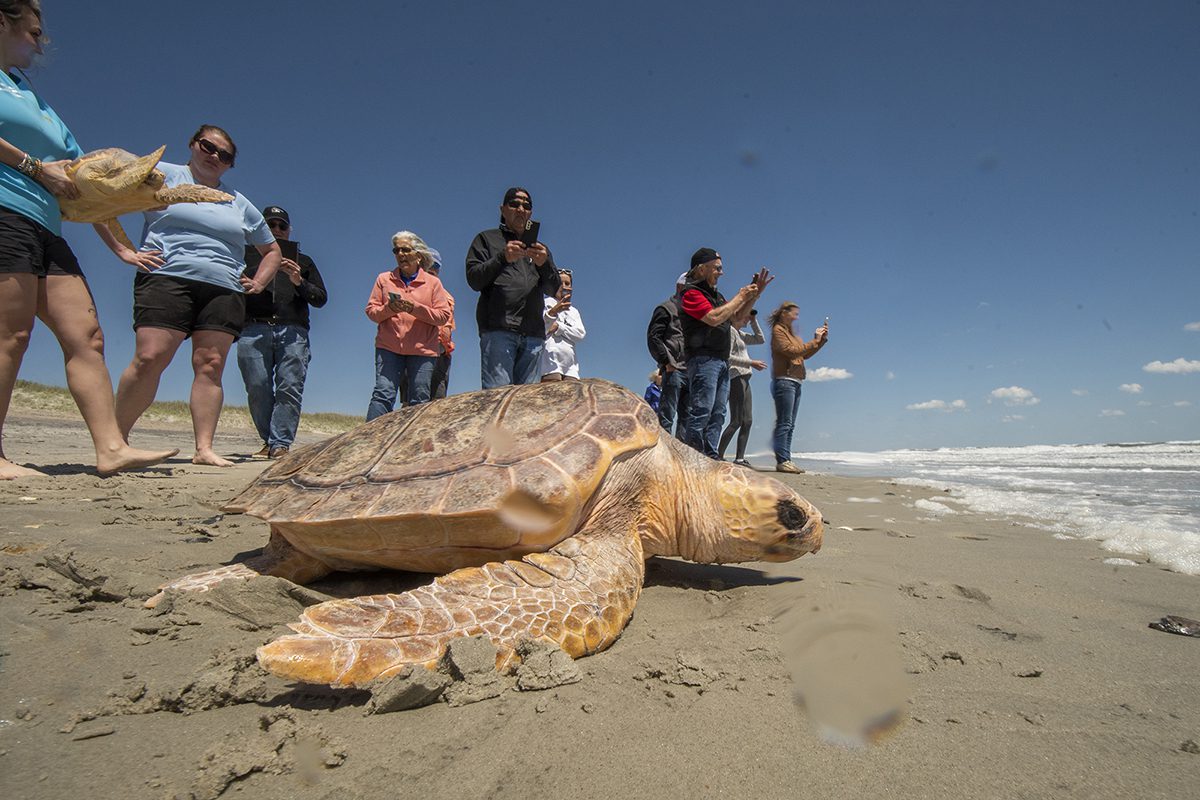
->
[776, 498, 809, 531]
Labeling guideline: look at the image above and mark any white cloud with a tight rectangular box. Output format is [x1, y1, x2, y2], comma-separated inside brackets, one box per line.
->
[1001, 415, 1025, 423]
[990, 386, 1040, 406]
[1071, 388, 1089, 397]
[1184, 322, 1200, 332]
[907, 399, 967, 412]
[807, 367, 853, 382]
[1099, 409, 1126, 417]
[1119, 383, 1143, 394]
[1137, 400, 1152, 407]
[1143, 358, 1200, 374]
[885, 371, 895, 381]
[1174, 400, 1193, 407]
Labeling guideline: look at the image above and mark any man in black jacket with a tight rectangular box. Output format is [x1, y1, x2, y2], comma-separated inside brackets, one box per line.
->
[465, 187, 560, 388]
[646, 272, 690, 439]
[238, 206, 328, 458]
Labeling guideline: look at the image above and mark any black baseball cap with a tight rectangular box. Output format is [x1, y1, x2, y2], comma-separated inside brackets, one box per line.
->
[690, 247, 719, 268]
[262, 206, 290, 226]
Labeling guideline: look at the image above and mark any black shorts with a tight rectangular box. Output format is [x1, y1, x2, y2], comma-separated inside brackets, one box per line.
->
[133, 272, 246, 338]
[0, 205, 84, 277]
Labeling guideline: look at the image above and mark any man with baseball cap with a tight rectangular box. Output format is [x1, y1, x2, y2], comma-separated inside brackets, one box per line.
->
[679, 248, 771, 458]
[646, 271, 691, 439]
[465, 187, 561, 388]
[238, 206, 328, 458]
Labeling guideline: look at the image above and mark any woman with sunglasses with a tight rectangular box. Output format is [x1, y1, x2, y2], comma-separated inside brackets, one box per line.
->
[100, 124, 281, 467]
[364, 231, 451, 420]
[0, 0, 177, 479]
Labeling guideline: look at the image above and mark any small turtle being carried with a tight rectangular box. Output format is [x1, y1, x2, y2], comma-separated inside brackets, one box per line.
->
[151, 380, 824, 687]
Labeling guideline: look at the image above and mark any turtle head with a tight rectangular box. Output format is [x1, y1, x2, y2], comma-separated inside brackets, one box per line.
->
[705, 464, 823, 563]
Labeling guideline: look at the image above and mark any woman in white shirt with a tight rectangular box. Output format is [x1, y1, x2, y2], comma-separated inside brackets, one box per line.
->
[540, 269, 585, 381]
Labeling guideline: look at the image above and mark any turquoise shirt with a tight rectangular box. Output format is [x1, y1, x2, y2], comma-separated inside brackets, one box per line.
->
[139, 162, 274, 292]
[0, 72, 82, 236]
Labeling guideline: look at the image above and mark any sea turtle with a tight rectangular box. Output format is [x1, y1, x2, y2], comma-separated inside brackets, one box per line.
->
[151, 379, 823, 687]
[58, 146, 232, 250]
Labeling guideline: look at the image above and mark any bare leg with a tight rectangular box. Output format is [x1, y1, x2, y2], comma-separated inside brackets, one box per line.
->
[0, 274, 42, 479]
[37, 276, 177, 475]
[189, 329, 236, 467]
[115, 325, 185, 439]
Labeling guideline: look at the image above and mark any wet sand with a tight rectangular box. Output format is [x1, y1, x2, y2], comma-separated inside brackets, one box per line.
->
[1, 410, 1197, 799]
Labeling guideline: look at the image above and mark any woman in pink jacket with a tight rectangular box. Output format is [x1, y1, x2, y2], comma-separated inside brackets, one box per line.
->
[364, 231, 451, 420]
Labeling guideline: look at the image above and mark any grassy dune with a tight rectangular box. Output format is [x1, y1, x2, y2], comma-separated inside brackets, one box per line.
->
[10, 379, 362, 436]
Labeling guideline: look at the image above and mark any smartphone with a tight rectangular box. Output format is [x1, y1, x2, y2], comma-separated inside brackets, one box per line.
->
[520, 220, 540, 247]
[389, 292, 402, 304]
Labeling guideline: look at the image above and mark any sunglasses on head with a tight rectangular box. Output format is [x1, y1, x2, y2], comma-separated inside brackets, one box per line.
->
[557, 269, 572, 276]
[392, 245, 418, 255]
[505, 200, 532, 210]
[195, 137, 235, 165]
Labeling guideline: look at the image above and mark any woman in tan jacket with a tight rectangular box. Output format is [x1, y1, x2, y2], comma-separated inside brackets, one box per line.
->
[768, 302, 828, 473]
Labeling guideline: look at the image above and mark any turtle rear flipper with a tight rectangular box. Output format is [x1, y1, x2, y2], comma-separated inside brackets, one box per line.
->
[144, 530, 332, 608]
[257, 515, 646, 687]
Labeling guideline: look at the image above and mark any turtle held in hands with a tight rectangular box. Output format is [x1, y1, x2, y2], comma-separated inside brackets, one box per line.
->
[151, 379, 823, 688]
[58, 146, 232, 249]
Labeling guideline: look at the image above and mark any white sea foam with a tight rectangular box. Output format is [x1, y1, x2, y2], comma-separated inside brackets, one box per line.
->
[798, 441, 1200, 576]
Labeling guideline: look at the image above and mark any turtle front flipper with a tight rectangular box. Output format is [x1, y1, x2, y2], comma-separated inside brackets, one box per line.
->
[102, 217, 135, 251]
[257, 516, 645, 688]
[144, 529, 332, 608]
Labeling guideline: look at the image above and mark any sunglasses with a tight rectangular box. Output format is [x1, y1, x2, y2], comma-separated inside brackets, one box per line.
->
[267, 219, 289, 230]
[557, 269, 572, 275]
[195, 137, 235, 165]
[505, 200, 533, 210]
[392, 245, 418, 255]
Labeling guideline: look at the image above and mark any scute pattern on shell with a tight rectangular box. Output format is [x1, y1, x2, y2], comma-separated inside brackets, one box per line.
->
[222, 380, 660, 572]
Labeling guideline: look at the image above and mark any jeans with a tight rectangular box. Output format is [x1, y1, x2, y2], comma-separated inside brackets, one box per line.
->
[431, 353, 451, 399]
[718, 373, 753, 460]
[236, 323, 311, 449]
[480, 329, 543, 389]
[656, 367, 690, 441]
[367, 349, 435, 421]
[771, 377, 803, 463]
[684, 355, 730, 458]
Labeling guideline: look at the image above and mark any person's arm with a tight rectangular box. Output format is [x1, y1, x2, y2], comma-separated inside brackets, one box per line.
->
[365, 275, 393, 322]
[92, 222, 164, 271]
[297, 255, 328, 308]
[554, 307, 586, 343]
[405, 281, 452, 327]
[465, 232, 511, 291]
[646, 306, 672, 367]
[743, 315, 766, 345]
[683, 285, 758, 328]
[240, 242, 282, 295]
[0, 136, 79, 199]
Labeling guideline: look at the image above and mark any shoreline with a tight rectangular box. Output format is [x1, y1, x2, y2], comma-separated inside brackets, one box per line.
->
[1, 411, 1198, 799]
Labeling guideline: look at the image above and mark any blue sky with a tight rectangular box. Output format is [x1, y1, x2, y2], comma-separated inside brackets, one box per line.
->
[17, 0, 1199, 452]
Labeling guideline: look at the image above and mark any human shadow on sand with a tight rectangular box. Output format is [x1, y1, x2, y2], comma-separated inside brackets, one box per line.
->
[33, 460, 180, 477]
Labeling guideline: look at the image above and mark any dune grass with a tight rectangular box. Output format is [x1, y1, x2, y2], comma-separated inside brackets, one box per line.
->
[10, 379, 362, 436]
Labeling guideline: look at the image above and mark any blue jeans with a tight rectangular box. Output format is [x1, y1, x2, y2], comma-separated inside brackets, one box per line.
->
[771, 377, 803, 463]
[657, 367, 690, 441]
[480, 330, 543, 389]
[684, 355, 730, 458]
[367, 349, 435, 421]
[236, 323, 311, 449]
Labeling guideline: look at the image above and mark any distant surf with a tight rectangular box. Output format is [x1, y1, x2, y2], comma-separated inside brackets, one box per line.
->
[797, 441, 1200, 576]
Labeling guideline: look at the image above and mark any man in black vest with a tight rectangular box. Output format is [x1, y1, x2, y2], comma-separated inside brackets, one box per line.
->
[678, 248, 771, 458]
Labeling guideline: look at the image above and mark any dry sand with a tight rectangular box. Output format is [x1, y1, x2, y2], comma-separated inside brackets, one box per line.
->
[1, 410, 1198, 799]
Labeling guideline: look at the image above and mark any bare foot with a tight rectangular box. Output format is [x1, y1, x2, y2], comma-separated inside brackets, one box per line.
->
[192, 449, 235, 468]
[0, 457, 44, 480]
[96, 447, 180, 477]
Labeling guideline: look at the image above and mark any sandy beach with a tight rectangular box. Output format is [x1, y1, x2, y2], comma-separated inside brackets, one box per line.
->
[1, 408, 1198, 800]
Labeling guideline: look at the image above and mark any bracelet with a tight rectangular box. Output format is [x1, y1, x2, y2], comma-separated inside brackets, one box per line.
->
[15, 152, 43, 180]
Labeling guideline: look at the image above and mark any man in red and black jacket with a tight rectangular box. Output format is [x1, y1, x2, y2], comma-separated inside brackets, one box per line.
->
[678, 247, 771, 458]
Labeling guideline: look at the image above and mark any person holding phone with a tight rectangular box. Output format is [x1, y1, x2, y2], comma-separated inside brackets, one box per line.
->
[465, 187, 561, 388]
[0, 0, 177, 478]
[237, 206, 327, 459]
[768, 302, 828, 474]
[364, 231, 451, 420]
[102, 124, 282, 468]
[540, 268, 585, 381]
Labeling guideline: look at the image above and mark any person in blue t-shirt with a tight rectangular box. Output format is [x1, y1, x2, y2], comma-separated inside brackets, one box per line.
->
[0, 0, 177, 479]
[99, 124, 282, 468]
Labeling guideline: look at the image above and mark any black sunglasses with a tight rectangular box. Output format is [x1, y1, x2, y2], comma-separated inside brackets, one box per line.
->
[392, 245, 418, 255]
[267, 219, 289, 230]
[505, 200, 532, 210]
[195, 137, 235, 165]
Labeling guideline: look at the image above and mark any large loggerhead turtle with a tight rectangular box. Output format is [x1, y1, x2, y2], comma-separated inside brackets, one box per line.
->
[151, 379, 823, 688]
[58, 146, 232, 250]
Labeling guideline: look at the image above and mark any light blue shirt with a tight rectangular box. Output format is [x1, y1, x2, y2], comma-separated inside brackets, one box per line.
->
[0, 72, 82, 235]
[139, 162, 274, 292]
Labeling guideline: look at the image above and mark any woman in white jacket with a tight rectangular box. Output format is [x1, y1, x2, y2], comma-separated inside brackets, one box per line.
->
[540, 269, 585, 381]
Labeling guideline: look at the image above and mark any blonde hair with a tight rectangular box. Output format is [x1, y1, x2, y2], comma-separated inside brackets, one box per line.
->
[390, 230, 435, 270]
[767, 301, 799, 328]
